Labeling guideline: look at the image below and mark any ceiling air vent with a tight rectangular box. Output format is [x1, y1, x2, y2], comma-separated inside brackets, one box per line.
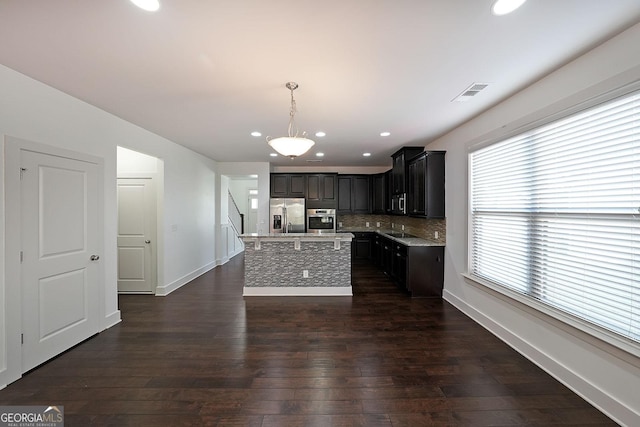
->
[452, 82, 489, 102]
[306, 159, 323, 163]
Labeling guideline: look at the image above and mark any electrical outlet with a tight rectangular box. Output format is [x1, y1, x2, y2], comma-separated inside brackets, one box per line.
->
[366, 222, 370, 227]
[435, 231, 439, 239]
[376, 222, 380, 227]
[303, 270, 309, 278]
[401, 225, 405, 231]
[338, 222, 343, 228]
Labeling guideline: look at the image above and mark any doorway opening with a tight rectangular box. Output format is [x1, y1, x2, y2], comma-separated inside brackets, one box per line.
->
[116, 146, 163, 294]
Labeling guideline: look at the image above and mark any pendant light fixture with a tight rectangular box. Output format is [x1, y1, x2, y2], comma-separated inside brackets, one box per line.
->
[267, 82, 315, 158]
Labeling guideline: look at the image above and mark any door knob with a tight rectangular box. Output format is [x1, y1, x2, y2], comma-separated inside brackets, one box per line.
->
[90, 255, 100, 261]
[145, 240, 151, 244]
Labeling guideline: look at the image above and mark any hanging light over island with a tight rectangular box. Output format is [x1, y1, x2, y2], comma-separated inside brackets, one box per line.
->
[267, 82, 315, 158]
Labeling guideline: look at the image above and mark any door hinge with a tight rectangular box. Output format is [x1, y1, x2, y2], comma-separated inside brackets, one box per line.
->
[21, 334, 24, 345]
[20, 167, 27, 180]
[20, 251, 23, 263]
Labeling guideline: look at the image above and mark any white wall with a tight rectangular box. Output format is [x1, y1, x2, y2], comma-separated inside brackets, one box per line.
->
[429, 23, 640, 426]
[117, 146, 160, 174]
[117, 139, 218, 296]
[218, 163, 271, 235]
[0, 64, 219, 386]
[228, 179, 258, 216]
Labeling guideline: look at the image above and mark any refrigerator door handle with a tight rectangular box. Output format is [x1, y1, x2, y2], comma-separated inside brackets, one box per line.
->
[283, 207, 288, 233]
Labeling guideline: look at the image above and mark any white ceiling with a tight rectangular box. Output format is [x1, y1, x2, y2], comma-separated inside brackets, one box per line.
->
[1, 0, 639, 167]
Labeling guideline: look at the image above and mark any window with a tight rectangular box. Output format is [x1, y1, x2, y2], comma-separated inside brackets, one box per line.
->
[469, 88, 640, 348]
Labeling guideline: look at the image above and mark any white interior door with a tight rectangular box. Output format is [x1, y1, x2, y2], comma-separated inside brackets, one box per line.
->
[20, 149, 101, 372]
[117, 178, 156, 293]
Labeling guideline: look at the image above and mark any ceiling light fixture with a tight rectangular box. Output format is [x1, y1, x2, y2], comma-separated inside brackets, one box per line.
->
[266, 82, 315, 159]
[130, 0, 160, 12]
[491, 0, 526, 16]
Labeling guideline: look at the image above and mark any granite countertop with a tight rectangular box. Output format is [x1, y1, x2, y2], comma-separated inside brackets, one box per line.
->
[337, 228, 445, 247]
[240, 232, 354, 239]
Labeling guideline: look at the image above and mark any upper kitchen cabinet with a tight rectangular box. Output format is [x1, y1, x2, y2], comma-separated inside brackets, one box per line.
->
[306, 173, 338, 208]
[371, 171, 390, 214]
[270, 173, 306, 198]
[337, 175, 371, 214]
[391, 147, 424, 195]
[407, 151, 445, 218]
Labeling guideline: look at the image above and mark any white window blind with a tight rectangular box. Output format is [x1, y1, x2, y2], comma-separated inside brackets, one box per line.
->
[469, 89, 640, 345]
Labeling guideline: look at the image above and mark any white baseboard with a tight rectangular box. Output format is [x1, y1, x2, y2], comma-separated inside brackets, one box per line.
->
[443, 289, 638, 427]
[155, 262, 216, 296]
[103, 310, 121, 330]
[243, 286, 353, 296]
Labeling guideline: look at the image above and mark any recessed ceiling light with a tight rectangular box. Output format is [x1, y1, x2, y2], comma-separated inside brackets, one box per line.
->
[315, 132, 326, 137]
[491, 0, 526, 16]
[130, 0, 160, 12]
[363, 153, 371, 157]
[251, 131, 262, 137]
[380, 132, 391, 137]
[316, 152, 324, 157]
[270, 153, 278, 157]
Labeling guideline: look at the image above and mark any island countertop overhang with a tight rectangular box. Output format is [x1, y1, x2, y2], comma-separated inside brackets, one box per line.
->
[240, 232, 353, 240]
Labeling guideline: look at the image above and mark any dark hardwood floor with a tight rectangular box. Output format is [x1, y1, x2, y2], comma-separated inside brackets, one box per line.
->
[0, 255, 617, 426]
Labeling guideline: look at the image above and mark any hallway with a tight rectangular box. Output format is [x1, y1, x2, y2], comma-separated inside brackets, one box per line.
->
[0, 255, 616, 426]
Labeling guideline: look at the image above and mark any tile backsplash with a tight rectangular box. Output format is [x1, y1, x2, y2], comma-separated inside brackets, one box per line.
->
[337, 214, 446, 243]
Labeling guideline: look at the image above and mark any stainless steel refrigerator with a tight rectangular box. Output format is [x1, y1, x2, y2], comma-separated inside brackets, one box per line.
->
[269, 198, 305, 234]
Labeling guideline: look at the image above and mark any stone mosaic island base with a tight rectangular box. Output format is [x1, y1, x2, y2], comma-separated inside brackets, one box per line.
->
[240, 233, 354, 296]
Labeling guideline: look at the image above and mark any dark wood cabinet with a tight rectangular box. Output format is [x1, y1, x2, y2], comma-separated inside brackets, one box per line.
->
[374, 234, 444, 298]
[270, 173, 306, 198]
[407, 151, 445, 218]
[352, 232, 373, 260]
[393, 242, 408, 288]
[380, 235, 394, 275]
[391, 147, 424, 195]
[337, 175, 371, 214]
[372, 234, 382, 266]
[371, 172, 389, 214]
[306, 173, 337, 208]
[408, 246, 444, 297]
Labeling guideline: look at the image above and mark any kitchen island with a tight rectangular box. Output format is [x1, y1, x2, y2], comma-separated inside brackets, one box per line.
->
[240, 233, 354, 296]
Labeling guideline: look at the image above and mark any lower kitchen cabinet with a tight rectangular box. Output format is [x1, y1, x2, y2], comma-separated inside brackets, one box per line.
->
[375, 234, 444, 298]
[406, 246, 444, 297]
[352, 232, 373, 260]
